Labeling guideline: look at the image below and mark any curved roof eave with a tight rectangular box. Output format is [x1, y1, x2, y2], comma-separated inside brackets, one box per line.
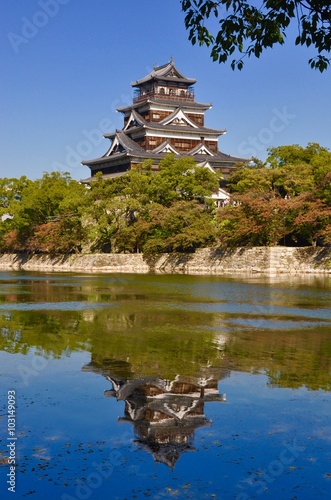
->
[132, 60, 197, 86]
[117, 99, 211, 113]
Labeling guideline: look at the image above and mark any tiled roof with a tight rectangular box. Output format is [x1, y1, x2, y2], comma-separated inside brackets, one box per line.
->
[132, 60, 196, 86]
[80, 171, 128, 183]
[146, 121, 224, 135]
[214, 150, 247, 163]
[83, 148, 246, 169]
[123, 109, 145, 130]
[117, 99, 211, 113]
[105, 110, 225, 137]
[115, 130, 145, 152]
[83, 122, 246, 168]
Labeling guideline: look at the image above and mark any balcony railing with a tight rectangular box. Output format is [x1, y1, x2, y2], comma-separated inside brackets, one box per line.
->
[133, 89, 195, 103]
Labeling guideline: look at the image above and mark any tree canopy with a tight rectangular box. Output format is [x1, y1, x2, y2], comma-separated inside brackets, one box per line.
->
[0, 172, 88, 254]
[85, 155, 219, 253]
[0, 147, 330, 253]
[217, 143, 331, 246]
[0, 156, 219, 255]
[181, 0, 331, 71]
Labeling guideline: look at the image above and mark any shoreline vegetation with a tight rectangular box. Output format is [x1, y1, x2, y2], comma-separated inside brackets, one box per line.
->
[0, 247, 330, 275]
[1, 144, 330, 258]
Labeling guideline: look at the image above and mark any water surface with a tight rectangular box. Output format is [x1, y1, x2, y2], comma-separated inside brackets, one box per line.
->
[0, 272, 330, 499]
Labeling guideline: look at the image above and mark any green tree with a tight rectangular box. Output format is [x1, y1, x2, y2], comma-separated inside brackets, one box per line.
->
[85, 172, 148, 253]
[87, 155, 219, 253]
[266, 143, 331, 198]
[0, 176, 31, 214]
[141, 200, 217, 253]
[0, 177, 31, 250]
[228, 163, 273, 194]
[181, 0, 331, 71]
[266, 142, 330, 167]
[147, 154, 219, 206]
[228, 143, 331, 198]
[0, 172, 88, 253]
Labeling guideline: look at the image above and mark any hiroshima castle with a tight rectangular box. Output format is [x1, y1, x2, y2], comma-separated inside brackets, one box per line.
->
[82, 59, 245, 182]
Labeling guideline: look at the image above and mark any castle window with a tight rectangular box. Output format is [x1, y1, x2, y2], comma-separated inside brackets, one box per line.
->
[174, 141, 190, 148]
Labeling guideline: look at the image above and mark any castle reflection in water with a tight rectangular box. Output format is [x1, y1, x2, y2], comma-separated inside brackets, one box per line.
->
[83, 359, 228, 468]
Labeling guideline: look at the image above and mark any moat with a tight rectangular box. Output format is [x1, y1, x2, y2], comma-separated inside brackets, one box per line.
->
[0, 272, 330, 499]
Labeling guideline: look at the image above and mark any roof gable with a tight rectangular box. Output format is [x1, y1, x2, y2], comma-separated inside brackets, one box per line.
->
[123, 110, 145, 131]
[197, 161, 216, 173]
[132, 59, 196, 86]
[161, 108, 198, 128]
[189, 143, 216, 156]
[104, 131, 145, 157]
[155, 61, 185, 80]
[151, 140, 179, 155]
[105, 135, 125, 156]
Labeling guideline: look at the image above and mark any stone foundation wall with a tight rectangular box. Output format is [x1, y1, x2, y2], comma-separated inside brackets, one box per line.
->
[0, 247, 330, 274]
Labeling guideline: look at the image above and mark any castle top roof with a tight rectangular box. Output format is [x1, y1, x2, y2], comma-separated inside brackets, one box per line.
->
[132, 59, 196, 87]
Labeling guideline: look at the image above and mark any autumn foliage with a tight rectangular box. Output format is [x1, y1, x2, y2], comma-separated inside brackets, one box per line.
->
[217, 143, 331, 247]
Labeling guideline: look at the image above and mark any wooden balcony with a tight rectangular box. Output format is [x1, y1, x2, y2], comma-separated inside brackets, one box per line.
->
[134, 89, 195, 103]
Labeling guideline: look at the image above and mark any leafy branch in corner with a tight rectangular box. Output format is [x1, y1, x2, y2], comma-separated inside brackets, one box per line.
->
[181, 0, 331, 71]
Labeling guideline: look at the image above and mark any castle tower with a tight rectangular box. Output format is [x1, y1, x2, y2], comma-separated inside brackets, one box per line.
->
[82, 60, 245, 181]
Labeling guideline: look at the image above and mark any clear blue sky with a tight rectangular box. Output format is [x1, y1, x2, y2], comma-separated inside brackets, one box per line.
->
[1, 0, 331, 180]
